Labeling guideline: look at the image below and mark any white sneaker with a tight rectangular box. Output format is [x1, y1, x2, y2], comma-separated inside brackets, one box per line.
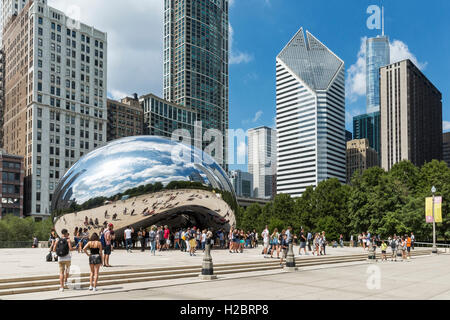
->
[59, 287, 64, 292]
[89, 286, 93, 291]
[93, 287, 98, 292]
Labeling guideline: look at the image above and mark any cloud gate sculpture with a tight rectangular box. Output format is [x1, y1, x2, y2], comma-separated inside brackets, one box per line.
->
[51, 136, 237, 238]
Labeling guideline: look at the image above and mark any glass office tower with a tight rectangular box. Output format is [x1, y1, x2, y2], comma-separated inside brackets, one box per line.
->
[366, 36, 390, 114]
[353, 112, 380, 155]
[276, 28, 346, 197]
[163, 0, 229, 170]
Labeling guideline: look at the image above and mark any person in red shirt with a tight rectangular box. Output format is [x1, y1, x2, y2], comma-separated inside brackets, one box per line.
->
[163, 225, 170, 250]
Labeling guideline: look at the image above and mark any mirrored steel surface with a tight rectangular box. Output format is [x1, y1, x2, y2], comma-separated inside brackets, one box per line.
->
[52, 136, 237, 237]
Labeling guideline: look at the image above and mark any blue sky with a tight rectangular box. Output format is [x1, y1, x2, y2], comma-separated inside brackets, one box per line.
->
[228, 0, 450, 170]
[49, 0, 450, 172]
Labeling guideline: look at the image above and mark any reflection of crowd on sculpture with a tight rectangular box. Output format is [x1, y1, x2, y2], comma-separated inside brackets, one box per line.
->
[60, 190, 233, 239]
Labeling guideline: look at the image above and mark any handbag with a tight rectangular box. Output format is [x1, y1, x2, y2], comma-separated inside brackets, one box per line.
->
[46, 251, 53, 262]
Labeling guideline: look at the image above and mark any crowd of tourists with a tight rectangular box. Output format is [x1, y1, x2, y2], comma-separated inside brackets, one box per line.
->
[46, 221, 418, 293]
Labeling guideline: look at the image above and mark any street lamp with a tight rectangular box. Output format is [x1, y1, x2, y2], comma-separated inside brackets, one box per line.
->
[431, 186, 437, 254]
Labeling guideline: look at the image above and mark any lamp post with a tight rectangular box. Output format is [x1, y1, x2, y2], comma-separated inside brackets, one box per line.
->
[431, 186, 437, 254]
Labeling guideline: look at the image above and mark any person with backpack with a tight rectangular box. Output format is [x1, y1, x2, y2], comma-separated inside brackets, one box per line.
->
[390, 235, 398, 261]
[53, 229, 73, 292]
[83, 233, 103, 292]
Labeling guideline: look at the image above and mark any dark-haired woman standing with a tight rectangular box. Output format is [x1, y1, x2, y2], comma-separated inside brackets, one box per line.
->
[83, 233, 103, 291]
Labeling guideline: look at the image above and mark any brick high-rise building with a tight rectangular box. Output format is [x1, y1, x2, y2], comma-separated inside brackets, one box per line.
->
[107, 94, 143, 142]
[0, 49, 4, 148]
[380, 59, 442, 171]
[346, 139, 379, 183]
[0, 149, 24, 218]
[3, 0, 107, 219]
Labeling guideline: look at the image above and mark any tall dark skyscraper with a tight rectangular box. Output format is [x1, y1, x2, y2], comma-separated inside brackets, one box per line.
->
[163, 0, 229, 169]
[380, 59, 442, 170]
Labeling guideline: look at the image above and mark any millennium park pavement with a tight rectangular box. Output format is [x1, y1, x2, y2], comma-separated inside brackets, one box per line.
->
[1, 246, 447, 300]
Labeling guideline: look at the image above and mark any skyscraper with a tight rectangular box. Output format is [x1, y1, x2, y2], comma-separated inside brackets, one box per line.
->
[230, 170, 253, 198]
[276, 28, 346, 197]
[163, 0, 229, 169]
[366, 36, 390, 114]
[353, 111, 380, 154]
[107, 95, 143, 142]
[444, 132, 450, 168]
[380, 60, 442, 170]
[248, 126, 276, 199]
[3, 0, 107, 219]
[1, 0, 30, 42]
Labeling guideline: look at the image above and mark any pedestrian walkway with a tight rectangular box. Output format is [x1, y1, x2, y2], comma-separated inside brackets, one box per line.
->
[55, 253, 450, 300]
[0, 246, 431, 279]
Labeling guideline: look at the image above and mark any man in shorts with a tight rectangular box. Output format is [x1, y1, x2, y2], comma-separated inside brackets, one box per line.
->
[299, 228, 307, 255]
[53, 229, 73, 292]
[163, 225, 170, 250]
[390, 236, 397, 262]
[406, 234, 412, 259]
[103, 224, 113, 267]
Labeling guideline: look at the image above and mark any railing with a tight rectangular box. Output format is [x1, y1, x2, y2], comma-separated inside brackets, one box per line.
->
[0, 241, 33, 249]
[412, 242, 450, 248]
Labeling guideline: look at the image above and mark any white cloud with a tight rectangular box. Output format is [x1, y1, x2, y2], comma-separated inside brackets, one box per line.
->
[345, 107, 364, 127]
[390, 40, 427, 69]
[229, 24, 253, 65]
[252, 110, 263, 122]
[242, 110, 263, 125]
[237, 141, 246, 161]
[346, 37, 427, 103]
[346, 37, 367, 103]
[48, 0, 164, 98]
[108, 89, 130, 101]
[444, 121, 450, 131]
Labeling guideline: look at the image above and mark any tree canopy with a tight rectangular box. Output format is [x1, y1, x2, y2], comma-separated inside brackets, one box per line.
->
[237, 160, 450, 242]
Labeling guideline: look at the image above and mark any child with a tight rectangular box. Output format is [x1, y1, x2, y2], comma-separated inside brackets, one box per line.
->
[380, 240, 387, 261]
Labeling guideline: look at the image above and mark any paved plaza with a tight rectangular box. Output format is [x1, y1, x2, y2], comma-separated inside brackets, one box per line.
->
[0, 245, 364, 279]
[0, 245, 447, 300]
[59, 254, 450, 300]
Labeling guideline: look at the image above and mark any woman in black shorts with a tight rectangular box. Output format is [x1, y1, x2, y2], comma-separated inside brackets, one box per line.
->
[83, 233, 103, 291]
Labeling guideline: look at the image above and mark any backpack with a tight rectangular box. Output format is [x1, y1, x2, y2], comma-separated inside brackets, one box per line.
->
[56, 238, 70, 257]
[100, 232, 106, 247]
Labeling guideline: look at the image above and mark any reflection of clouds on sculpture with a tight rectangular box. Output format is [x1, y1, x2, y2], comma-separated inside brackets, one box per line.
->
[52, 136, 235, 211]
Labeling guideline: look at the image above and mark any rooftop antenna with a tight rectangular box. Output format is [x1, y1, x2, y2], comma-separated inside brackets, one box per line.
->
[381, 5, 385, 36]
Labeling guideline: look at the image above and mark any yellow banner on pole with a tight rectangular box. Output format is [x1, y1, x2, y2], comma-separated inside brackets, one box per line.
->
[425, 197, 443, 223]
[425, 197, 433, 223]
[435, 197, 443, 223]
